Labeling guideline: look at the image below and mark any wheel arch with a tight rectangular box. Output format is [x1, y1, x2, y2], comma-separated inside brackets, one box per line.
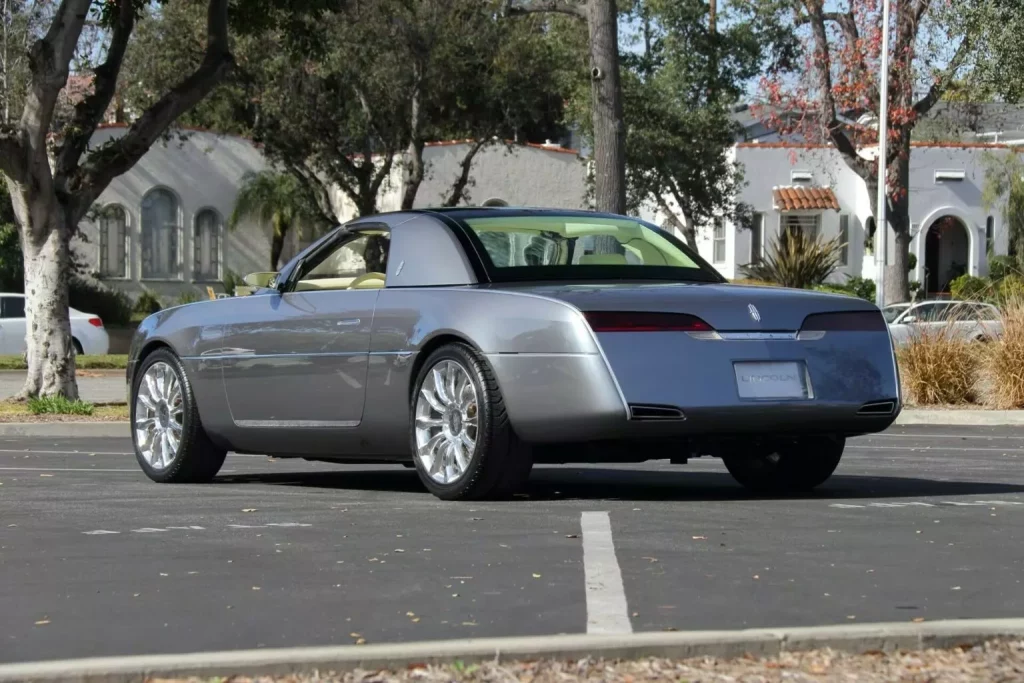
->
[407, 332, 487, 402]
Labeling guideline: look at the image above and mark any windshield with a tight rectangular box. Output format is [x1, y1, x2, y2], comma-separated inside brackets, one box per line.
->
[882, 305, 909, 323]
[460, 213, 723, 283]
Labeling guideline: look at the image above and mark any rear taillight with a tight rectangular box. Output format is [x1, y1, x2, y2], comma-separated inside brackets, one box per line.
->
[583, 311, 713, 332]
[88, 317, 103, 328]
[800, 311, 886, 332]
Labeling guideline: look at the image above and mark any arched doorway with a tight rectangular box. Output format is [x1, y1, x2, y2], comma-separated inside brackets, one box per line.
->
[923, 216, 970, 295]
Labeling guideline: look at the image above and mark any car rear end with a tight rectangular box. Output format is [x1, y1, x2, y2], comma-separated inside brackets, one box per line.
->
[69, 308, 110, 355]
[523, 282, 901, 439]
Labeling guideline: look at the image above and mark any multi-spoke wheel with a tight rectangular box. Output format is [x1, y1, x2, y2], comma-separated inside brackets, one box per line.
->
[135, 361, 184, 471]
[415, 359, 479, 485]
[410, 343, 532, 500]
[131, 348, 226, 483]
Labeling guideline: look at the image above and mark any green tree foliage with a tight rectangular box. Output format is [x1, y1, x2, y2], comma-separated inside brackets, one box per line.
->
[127, 0, 571, 217]
[982, 151, 1024, 271]
[230, 170, 329, 270]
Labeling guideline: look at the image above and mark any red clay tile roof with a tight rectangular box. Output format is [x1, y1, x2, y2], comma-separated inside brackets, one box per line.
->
[772, 186, 841, 211]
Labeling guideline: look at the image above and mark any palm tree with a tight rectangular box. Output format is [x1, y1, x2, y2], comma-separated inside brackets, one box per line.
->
[230, 171, 327, 271]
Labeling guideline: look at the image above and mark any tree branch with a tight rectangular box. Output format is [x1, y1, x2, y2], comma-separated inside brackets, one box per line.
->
[0, 124, 27, 183]
[21, 0, 91, 148]
[55, 0, 135, 183]
[802, 3, 873, 180]
[442, 138, 490, 206]
[69, 0, 234, 218]
[504, 0, 585, 19]
[913, 36, 972, 118]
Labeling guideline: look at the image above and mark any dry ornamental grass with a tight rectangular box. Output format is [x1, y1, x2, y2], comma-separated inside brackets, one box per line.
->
[149, 639, 1024, 683]
[981, 297, 1024, 409]
[897, 324, 979, 406]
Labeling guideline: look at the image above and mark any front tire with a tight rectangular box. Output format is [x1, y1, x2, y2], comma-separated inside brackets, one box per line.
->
[723, 436, 844, 493]
[131, 348, 226, 483]
[410, 343, 532, 500]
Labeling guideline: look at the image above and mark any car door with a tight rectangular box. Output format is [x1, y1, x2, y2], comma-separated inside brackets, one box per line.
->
[0, 296, 27, 354]
[219, 228, 390, 432]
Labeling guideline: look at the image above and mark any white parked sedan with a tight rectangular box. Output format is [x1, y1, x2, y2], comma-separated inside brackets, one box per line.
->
[884, 300, 1003, 346]
[0, 293, 110, 355]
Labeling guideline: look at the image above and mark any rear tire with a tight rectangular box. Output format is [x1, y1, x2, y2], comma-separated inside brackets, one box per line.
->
[723, 436, 844, 493]
[131, 348, 226, 483]
[72, 338, 84, 355]
[410, 342, 532, 500]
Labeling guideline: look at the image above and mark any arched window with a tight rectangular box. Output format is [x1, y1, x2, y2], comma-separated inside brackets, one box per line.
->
[193, 208, 221, 281]
[482, 197, 508, 207]
[986, 215, 994, 253]
[141, 188, 180, 279]
[98, 205, 128, 279]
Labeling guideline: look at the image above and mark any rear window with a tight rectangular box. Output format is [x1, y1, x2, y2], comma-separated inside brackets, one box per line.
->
[460, 214, 722, 283]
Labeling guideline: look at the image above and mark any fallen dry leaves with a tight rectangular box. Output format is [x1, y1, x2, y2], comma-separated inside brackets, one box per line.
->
[134, 639, 1024, 682]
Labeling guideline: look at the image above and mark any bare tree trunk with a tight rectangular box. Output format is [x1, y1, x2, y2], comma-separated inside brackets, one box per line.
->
[655, 194, 697, 249]
[400, 139, 425, 211]
[270, 215, 287, 271]
[14, 191, 77, 399]
[442, 139, 488, 207]
[586, 0, 626, 216]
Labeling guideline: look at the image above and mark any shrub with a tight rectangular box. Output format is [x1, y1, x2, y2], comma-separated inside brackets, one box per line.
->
[981, 298, 1024, 408]
[996, 274, 1024, 305]
[740, 230, 844, 289]
[907, 252, 917, 273]
[949, 274, 993, 302]
[896, 322, 979, 405]
[845, 276, 876, 302]
[176, 290, 200, 305]
[222, 269, 243, 296]
[27, 395, 95, 416]
[989, 254, 1020, 281]
[730, 278, 780, 287]
[134, 289, 163, 316]
[68, 277, 133, 326]
[0, 223, 23, 291]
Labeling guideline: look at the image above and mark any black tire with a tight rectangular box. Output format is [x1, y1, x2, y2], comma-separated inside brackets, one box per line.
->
[72, 338, 84, 355]
[723, 436, 844, 493]
[409, 342, 532, 500]
[131, 348, 226, 483]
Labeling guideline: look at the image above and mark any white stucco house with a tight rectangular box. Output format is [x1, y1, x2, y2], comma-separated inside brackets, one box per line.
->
[74, 128, 588, 300]
[74, 103, 1021, 303]
[658, 141, 1016, 295]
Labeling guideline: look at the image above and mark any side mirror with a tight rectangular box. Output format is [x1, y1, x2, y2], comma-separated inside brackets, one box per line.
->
[902, 315, 917, 324]
[242, 272, 279, 289]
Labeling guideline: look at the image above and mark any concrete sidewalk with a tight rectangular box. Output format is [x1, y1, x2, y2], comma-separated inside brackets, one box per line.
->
[0, 370, 125, 404]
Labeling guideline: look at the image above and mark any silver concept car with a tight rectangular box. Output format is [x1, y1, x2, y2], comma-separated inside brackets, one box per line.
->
[127, 208, 901, 500]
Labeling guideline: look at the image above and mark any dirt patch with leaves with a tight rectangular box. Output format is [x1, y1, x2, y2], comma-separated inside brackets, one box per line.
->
[147, 639, 1024, 683]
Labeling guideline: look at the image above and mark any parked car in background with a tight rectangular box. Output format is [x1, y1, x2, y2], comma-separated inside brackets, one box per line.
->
[885, 300, 1002, 346]
[0, 293, 110, 355]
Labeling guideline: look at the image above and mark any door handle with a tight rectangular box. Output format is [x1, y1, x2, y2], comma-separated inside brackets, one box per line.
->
[337, 319, 360, 327]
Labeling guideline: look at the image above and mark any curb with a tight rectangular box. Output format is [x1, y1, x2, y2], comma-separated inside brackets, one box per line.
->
[894, 409, 1024, 426]
[2, 618, 1023, 683]
[0, 422, 128, 437]
[0, 409, 1023, 438]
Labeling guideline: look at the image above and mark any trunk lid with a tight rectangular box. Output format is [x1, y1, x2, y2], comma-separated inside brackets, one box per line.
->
[499, 282, 876, 332]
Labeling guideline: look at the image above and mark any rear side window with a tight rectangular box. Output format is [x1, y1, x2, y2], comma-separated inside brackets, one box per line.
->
[1, 296, 25, 319]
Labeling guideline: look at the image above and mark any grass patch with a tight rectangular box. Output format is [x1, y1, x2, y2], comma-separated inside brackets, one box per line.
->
[27, 395, 94, 415]
[0, 400, 128, 421]
[0, 354, 128, 370]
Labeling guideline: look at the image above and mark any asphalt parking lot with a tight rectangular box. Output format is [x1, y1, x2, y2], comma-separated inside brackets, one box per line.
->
[1, 426, 1023, 664]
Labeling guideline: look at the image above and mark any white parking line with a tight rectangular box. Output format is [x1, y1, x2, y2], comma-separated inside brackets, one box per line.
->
[580, 511, 632, 635]
[849, 445, 1024, 453]
[0, 450, 268, 458]
[0, 467, 140, 472]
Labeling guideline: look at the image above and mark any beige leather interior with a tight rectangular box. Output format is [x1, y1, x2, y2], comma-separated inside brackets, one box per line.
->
[579, 253, 628, 265]
[293, 272, 386, 292]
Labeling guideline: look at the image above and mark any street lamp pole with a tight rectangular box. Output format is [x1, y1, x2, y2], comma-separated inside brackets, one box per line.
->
[874, 0, 890, 309]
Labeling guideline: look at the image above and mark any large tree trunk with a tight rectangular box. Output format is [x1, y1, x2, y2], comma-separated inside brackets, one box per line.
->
[586, 0, 626, 216]
[400, 139, 425, 211]
[14, 191, 77, 400]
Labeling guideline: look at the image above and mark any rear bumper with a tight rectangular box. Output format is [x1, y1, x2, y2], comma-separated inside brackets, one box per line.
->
[489, 352, 899, 443]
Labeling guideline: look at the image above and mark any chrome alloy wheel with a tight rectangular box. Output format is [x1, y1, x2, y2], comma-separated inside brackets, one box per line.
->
[134, 361, 184, 470]
[414, 359, 479, 484]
